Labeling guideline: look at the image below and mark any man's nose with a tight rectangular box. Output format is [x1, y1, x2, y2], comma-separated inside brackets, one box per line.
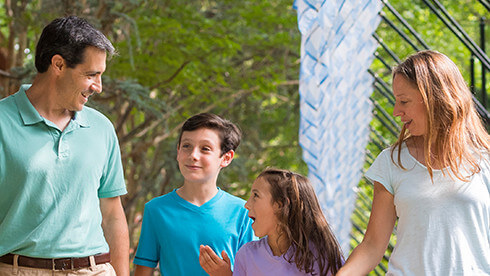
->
[91, 76, 102, 93]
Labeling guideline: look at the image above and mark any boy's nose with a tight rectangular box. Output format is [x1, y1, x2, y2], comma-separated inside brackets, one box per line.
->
[190, 148, 199, 160]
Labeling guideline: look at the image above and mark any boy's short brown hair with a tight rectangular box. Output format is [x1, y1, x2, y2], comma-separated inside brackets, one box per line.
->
[178, 113, 241, 156]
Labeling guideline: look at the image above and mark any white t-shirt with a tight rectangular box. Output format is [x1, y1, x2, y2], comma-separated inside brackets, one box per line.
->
[365, 143, 490, 276]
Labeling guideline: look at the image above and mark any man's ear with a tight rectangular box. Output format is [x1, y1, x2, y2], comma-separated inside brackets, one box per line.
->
[51, 54, 65, 73]
[220, 150, 235, 168]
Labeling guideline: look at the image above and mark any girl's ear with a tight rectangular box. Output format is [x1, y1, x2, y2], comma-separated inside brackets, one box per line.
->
[220, 150, 234, 168]
[273, 200, 284, 210]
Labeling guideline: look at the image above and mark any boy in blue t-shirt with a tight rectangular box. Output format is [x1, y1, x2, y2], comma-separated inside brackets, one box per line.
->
[134, 113, 255, 275]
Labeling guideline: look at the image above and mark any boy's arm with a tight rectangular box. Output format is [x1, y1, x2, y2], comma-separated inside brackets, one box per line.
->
[199, 245, 232, 276]
[133, 203, 160, 273]
[134, 265, 155, 276]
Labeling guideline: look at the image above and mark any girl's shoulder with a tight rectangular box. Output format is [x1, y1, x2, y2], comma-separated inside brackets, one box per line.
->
[237, 237, 269, 258]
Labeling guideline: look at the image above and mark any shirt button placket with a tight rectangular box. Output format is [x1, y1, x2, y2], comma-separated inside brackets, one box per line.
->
[58, 133, 69, 159]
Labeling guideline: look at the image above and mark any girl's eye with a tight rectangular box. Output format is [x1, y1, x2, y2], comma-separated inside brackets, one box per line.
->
[253, 192, 259, 198]
[182, 144, 191, 149]
[202, 147, 211, 152]
[400, 101, 408, 104]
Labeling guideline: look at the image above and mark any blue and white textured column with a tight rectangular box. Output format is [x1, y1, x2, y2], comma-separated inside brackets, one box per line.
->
[294, 0, 382, 253]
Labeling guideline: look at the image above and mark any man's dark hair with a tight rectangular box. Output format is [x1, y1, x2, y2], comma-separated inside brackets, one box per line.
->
[35, 16, 115, 73]
[178, 113, 241, 156]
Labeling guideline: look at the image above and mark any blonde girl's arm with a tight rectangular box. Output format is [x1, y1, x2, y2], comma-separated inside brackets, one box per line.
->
[336, 182, 397, 276]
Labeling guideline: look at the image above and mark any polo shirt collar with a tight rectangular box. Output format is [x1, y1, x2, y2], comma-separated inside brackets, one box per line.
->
[15, 84, 90, 128]
[73, 109, 90, 127]
[15, 84, 42, 126]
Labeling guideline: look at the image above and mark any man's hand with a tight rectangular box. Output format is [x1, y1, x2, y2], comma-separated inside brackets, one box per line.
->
[199, 245, 232, 276]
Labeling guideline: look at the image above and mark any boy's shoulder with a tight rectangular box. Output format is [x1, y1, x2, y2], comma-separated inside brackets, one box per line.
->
[145, 190, 178, 208]
[219, 189, 247, 204]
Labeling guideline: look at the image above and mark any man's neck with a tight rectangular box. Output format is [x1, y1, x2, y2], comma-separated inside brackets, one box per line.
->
[25, 76, 73, 131]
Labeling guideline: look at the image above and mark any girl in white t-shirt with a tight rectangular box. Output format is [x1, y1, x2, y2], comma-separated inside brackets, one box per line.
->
[199, 168, 344, 275]
[337, 50, 490, 275]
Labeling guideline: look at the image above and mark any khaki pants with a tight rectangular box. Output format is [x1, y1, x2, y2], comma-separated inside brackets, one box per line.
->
[0, 257, 116, 276]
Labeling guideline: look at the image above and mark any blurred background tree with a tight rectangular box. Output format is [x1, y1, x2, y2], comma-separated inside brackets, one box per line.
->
[0, 0, 306, 272]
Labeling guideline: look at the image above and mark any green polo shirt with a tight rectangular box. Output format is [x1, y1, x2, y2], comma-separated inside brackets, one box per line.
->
[0, 84, 127, 258]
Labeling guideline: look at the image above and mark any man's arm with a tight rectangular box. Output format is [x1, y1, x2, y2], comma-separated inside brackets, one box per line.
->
[100, 196, 130, 276]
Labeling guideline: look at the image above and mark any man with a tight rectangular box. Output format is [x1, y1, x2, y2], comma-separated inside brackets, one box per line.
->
[0, 16, 129, 275]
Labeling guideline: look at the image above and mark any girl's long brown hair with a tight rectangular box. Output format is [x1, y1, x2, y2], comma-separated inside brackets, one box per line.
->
[392, 50, 489, 181]
[258, 168, 343, 275]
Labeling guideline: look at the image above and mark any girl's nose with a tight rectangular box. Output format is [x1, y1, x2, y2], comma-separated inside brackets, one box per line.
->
[244, 199, 251, 210]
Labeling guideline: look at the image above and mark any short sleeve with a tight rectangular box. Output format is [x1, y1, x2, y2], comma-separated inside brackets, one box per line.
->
[133, 203, 160, 268]
[479, 153, 490, 193]
[365, 148, 394, 194]
[98, 126, 127, 198]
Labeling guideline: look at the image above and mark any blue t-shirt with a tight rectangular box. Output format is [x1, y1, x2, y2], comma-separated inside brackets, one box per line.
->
[0, 85, 127, 257]
[134, 188, 255, 275]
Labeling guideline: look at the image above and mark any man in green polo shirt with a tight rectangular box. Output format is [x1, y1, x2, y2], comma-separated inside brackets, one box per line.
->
[0, 16, 129, 275]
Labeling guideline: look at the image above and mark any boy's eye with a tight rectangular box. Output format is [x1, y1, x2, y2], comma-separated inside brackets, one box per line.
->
[202, 147, 211, 151]
[253, 192, 259, 198]
[182, 144, 191, 149]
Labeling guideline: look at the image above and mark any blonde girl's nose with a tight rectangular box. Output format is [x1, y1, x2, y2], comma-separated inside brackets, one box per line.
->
[393, 104, 402, 117]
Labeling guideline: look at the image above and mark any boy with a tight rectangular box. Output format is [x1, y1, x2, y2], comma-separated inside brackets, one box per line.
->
[134, 113, 255, 275]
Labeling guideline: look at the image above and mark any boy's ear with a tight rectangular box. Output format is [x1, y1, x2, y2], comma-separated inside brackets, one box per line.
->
[220, 150, 235, 168]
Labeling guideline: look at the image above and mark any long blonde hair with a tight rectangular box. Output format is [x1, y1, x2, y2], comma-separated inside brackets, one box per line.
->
[392, 50, 489, 181]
